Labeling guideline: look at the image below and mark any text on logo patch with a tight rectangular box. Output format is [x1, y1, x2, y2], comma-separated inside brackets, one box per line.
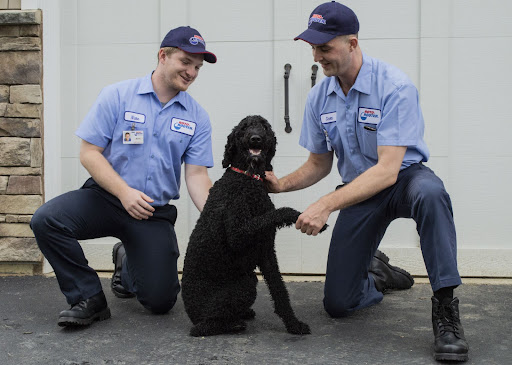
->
[171, 118, 196, 136]
[189, 35, 205, 46]
[358, 107, 381, 125]
[309, 14, 327, 26]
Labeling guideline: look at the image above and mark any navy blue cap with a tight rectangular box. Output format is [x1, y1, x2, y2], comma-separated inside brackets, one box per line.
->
[294, 1, 359, 45]
[160, 26, 217, 63]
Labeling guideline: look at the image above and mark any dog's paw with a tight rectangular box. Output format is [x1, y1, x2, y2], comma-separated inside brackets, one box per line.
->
[285, 320, 311, 335]
[241, 308, 256, 320]
[276, 207, 301, 227]
[190, 320, 247, 337]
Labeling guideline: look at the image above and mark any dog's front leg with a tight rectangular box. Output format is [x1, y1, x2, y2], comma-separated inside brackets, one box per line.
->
[258, 253, 311, 335]
[231, 207, 300, 235]
[225, 207, 300, 250]
[242, 207, 327, 233]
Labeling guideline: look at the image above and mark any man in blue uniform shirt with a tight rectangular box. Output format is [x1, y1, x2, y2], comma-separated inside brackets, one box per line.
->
[31, 26, 217, 327]
[266, 2, 468, 362]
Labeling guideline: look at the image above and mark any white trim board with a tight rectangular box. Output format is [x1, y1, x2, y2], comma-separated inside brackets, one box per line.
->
[80, 241, 512, 278]
[381, 247, 512, 278]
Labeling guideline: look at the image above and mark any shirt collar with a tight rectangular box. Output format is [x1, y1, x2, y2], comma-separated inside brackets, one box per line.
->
[325, 52, 373, 97]
[137, 72, 188, 110]
[351, 53, 372, 95]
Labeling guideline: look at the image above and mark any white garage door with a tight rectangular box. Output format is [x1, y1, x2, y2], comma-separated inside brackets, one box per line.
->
[41, 0, 512, 276]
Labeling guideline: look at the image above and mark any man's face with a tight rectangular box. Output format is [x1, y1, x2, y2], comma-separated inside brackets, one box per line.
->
[161, 49, 204, 93]
[311, 36, 353, 78]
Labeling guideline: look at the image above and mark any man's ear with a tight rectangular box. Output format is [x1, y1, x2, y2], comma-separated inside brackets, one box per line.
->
[158, 49, 167, 64]
[349, 36, 358, 51]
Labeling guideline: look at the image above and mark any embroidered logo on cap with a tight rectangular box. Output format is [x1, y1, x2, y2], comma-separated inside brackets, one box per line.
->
[309, 14, 327, 26]
[189, 35, 205, 46]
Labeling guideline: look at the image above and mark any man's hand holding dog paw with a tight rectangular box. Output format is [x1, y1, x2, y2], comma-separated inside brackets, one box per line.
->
[296, 198, 332, 236]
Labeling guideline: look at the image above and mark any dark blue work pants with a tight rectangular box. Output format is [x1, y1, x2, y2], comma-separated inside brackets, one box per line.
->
[323, 163, 461, 317]
[30, 178, 180, 314]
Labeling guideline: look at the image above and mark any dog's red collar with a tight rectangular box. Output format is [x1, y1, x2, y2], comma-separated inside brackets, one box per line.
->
[230, 167, 264, 182]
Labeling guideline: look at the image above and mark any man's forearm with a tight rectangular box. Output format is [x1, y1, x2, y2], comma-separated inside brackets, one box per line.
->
[185, 164, 212, 212]
[279, 152, 333, 192]
[80, 146, 130, 199]
[321, 163, 396, 212]
[321, 145, 406, 212]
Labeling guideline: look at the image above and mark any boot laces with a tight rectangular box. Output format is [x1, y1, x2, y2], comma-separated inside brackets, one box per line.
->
[71, 299, 88, 311]
[435, 303, 460, 336]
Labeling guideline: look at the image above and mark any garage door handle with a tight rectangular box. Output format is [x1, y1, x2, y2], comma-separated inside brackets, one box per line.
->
[311, 64, 319, 87]
[284, 63, 292, 133]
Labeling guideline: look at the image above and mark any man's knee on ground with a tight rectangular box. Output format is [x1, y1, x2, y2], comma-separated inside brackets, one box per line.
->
[323, 296, 356, 318]
[139, 291, 178, 314]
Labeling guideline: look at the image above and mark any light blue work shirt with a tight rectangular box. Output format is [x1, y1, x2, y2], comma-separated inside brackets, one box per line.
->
[299, 53, 429, 183]
[76, 72, 213, 206]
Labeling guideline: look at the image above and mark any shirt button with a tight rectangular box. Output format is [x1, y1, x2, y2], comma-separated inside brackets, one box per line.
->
[346, 105, 350, 110]
[153, 133, 157, 137]
[148, 176, 152, 181]
[350, 149, 354, 154]
[151, 154, 154, 158]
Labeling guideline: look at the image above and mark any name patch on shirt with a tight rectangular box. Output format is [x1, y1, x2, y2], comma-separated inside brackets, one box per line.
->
[321, 112, 336, 124]
[358, 108, 381, 125]
[124, 111, 146, 124]
[171, 118, 196, 136]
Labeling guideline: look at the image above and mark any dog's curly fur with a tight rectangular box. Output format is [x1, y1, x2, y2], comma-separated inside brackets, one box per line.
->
[181, 115, 311, 337]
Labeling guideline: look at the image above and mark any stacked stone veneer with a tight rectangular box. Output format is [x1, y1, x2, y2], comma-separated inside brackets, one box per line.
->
[0, 10, 43, 274]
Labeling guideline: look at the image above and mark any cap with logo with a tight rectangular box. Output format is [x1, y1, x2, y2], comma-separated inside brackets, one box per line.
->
[294, 1, 359, 45]
[160, 26, 217, 63]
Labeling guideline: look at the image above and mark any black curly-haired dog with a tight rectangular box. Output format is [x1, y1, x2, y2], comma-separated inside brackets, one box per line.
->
[181, 115, 316, 337]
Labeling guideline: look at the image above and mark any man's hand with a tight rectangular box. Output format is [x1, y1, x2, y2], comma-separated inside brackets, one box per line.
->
[118, 187, 155, 220]
[264, 171, 281, 193]
[296, 199, 331, 236]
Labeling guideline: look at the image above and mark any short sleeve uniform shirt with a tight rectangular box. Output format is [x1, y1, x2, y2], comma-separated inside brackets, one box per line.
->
[299, 53, 429, 183]
[76, 72, 213, 206]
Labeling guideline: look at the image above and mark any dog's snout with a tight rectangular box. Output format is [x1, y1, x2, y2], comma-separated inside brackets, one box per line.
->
[250, 135, 262, 144]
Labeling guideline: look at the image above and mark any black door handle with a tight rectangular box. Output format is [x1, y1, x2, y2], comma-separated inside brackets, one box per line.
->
[283, 63, 292, 133]
[311, 64, 318, 87]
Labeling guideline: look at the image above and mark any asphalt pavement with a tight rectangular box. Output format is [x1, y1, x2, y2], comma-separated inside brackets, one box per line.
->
[1, 275, 511, 365]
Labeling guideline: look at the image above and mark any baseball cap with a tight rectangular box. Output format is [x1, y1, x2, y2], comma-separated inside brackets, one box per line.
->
[294, 1, 359, 45]
[160, 26, 217, 63]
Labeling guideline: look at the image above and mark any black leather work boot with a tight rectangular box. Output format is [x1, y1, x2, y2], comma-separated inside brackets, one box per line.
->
[58, 291, 111, 327]
[432, 296, 469, 362]
[111, 241, 135, 298]
[369, 250, 414, 292]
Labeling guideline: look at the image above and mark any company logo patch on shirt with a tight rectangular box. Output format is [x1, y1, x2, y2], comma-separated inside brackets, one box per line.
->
[124, 111, 146, 124]
[171, 118, 196, 136]
[358, 107, 381, 125]
[321, 112, 336, 124]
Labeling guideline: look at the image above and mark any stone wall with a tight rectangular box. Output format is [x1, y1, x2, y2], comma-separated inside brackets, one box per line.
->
[0, 9, 43, 274]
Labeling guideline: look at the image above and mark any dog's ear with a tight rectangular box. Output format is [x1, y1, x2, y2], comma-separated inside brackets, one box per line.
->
[222, 128, 237, 168]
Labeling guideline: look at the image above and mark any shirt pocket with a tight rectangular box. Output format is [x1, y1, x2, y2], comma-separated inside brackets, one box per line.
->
[166, 128, 193, 158]
[356, 122, 378, 160]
